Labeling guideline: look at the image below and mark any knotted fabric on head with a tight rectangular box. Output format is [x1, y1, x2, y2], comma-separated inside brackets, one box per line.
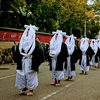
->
[19, 24, 38, 57]
[80, 37, 89, 52]
[65, 34, 75, 55]
[90, 39, 98, 54]
[49, 30, 66, 58]
[96, 39, 100, 49]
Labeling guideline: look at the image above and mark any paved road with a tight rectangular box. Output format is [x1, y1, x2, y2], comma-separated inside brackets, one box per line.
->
[0, 62, 100, 100]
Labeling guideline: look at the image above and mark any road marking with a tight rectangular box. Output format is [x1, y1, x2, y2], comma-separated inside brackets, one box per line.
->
[0, 74, 15, 80]
[41, 91, 59, 100]
[41, 72, 94, 100]
[65, 84, 71, 87]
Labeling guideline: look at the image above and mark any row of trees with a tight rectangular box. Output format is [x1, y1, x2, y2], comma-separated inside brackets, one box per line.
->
[0, 0, 100, 38]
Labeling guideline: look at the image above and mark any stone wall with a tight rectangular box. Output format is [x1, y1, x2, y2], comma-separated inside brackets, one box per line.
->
[0, 48, 13, 64]
[0, 42, 14, 65]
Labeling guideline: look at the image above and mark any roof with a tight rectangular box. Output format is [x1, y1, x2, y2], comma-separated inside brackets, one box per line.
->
[0, 27, 52, 35]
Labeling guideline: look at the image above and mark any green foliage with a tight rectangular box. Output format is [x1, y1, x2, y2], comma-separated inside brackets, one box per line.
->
[0, 0, 100, 39]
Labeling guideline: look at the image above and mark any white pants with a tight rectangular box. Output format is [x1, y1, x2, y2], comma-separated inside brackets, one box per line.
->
[15, 56, 38, 90]
[51, 58, 64, 80]
[15, 71, 38, 90]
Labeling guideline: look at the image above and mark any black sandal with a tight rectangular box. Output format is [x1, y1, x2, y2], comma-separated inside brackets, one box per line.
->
[20, 91, 27, 95]
[20, 87, 28, 95]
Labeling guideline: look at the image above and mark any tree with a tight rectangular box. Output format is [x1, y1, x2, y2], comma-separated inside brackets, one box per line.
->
[0, 0, 100, 39]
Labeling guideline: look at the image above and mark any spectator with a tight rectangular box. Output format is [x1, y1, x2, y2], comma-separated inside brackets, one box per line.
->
[11, 41, 18, 65]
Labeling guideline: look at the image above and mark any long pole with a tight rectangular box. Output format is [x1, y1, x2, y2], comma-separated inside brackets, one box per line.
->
[70, 27, 73, 34]
[84, 20, 86, 36]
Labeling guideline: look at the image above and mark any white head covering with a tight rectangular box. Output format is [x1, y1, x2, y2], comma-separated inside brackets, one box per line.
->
[96, 39, 100, 49]
[19, 24, 38, 57]
[80, 37, 89, 52]
[49, 30, 66, 58]
[65, 34, 75, 55]
[90, 39, 98, 54]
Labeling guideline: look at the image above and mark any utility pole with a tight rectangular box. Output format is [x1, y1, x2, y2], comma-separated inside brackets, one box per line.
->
[98, 31, 100, 39]
[57, 20, 59, 30]
[70, 27, 73, 35]
[0, 0, 1, 17]
[84, 20, 86, 36]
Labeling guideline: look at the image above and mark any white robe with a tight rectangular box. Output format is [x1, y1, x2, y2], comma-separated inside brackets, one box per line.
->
[51, 58, 64, 80]
[78, 38, 89, 72]
[64, 35, 76, 77]
[15, 56, 38, 90]
[64, 56, 76, 77]
[90, 40, 98, 67]
[49, 30, 65, 80]
[15, 25, 38, 90]
[78, 52, 89, 72]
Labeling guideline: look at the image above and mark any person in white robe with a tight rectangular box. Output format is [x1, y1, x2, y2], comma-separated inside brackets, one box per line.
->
[78, 37, 94, 74]
[15, 25, 44, 96]
[49, 30, 68, 86]
[90, 39, 99, 69]
[96, 39, 100, 68]
[64, 34, 78, 81]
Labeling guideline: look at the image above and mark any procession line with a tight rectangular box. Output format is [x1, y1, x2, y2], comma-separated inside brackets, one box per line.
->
[41, 72, 94, 100]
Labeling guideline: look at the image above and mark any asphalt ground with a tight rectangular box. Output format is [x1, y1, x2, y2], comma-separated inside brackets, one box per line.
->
[0, 62, 100, 100]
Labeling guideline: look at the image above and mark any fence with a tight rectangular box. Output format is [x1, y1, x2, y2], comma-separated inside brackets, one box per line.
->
[0, 27, 53, 43]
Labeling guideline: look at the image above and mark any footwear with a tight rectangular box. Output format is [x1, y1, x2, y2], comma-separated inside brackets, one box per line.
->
[20, 87, 28, 95]
[65, 76, 72, 81]
[27, 92, 33, 96]
[80, 73, 84, 74]
[50, 82, 55, 85]
[27, 90, 33, 96]
[80, 70, 84, 74]
[69, 76, 72, 79]
[20, 91, 26, 95]
[55, 80, 60, 86]
[85, 72, 88, 75]
[65, 78, 70, 81]
[65, 78, 72, 81]
[22, 87, 28, 91]
[80, 71, 84, 74]
[51, 79, 57, 85]
[55, 83, 60, 86]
